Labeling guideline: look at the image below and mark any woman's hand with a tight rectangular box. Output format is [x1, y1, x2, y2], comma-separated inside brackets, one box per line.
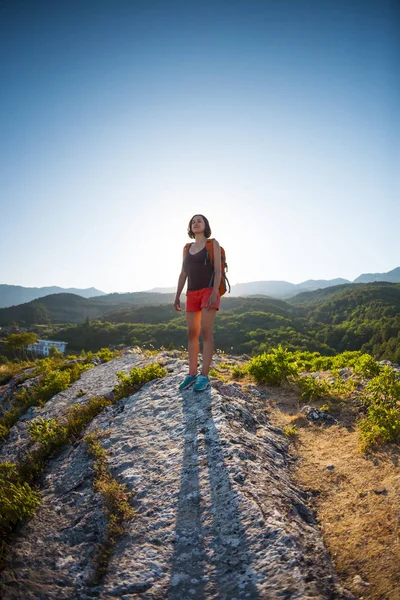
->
[174, 296, 182, 311]
[206, 291, 218, 309]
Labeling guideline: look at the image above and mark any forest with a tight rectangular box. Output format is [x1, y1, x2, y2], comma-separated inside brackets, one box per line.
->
[6, 282, 395, 363]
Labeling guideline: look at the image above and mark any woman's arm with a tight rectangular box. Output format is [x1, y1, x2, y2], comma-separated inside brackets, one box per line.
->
[174, 249, 188, 311]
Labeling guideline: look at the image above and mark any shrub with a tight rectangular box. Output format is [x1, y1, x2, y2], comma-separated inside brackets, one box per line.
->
[328, 371, 357, 398]
[66, 396, 112, 439]
[359, 405, 400, 450]
[95, 348, 119, 362]
[37, 370, 71, 404]
[65, 362, 94, 384]
[295, 376, 329, 401]
[308, 355, 333, 371]
[33, 357, 62, 376]
[0, 406, 23, 432]
[363, 366, 400, 409]
[28, 417, 67, 450]
[354, 354, 382, 378]
[358, 366, 400, 451]
[231, 365, 247, 379]
[114, 363, 167, 400]
[247, 345, 298, 385]
[0, 462, 40, 536]
[48, 346, 64, 359]
[331, 351, 364, 369]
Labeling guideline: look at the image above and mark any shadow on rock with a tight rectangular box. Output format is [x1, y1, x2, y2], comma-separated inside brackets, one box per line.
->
[167, 389, 260, 600]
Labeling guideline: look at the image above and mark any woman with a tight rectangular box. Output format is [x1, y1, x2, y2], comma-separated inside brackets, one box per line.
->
[174, 214, 222, 391]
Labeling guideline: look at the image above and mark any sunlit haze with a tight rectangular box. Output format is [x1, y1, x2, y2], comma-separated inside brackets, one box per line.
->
[1, 0, 398, 294]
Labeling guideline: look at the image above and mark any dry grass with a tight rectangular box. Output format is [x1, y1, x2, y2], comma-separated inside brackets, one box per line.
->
[260, 383, 400, 600]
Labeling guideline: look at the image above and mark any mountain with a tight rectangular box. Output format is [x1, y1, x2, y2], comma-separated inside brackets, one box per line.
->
[0, 294, 107, 326]
[147, 279, 351, 299]
[3, 267, 398, 310]
[0, 292, 179, 326]
[288, 281, 400, 311]
[299, 278, 350, 289]
[147, 268, 399, 298]
[147, 286, 176, 294]
[0, 285, 105, 308]
[94, 292, 177, 306]
[354, 267, 400, 284]
[229, 278, 350, 298]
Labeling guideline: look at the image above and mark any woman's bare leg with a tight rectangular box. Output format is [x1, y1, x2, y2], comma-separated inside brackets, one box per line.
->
[200, 308, 217, 376]
[186, 311, 202, 375]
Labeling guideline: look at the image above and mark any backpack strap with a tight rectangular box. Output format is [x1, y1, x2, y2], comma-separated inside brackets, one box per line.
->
[183, 242, 191, 257]
[205, 238, 215, 265]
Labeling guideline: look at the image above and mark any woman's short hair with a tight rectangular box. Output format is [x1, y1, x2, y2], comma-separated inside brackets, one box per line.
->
[187, 214, 212, 239]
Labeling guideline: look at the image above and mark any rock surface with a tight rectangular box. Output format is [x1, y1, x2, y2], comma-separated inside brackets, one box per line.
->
[0, 350, 353, 599]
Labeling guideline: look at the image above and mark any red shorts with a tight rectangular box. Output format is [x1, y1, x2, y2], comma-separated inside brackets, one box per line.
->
[186, 287, 220, 312]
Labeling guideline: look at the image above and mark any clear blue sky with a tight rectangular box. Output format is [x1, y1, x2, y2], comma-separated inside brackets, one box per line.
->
[1, 0, 398, 293]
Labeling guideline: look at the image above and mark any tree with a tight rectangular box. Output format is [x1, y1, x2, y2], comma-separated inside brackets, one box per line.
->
[5, 333, 37, 359]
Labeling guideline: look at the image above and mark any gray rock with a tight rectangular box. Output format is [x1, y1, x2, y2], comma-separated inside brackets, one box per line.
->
[301, 405, 338, 425]
[0, 351, 353, 599]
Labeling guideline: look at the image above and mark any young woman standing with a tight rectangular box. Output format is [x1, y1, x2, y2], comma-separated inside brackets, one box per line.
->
[174, 214, 221, 391]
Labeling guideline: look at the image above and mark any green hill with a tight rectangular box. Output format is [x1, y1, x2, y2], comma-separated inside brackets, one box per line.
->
[288, 282, 400, 360]
[1, 284, 399, 363]
[0, 294, 105, 326]
[0, 292, 178, 326]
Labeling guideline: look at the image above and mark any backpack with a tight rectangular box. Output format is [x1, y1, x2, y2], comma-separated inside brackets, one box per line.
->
[184, 238, 230, 296]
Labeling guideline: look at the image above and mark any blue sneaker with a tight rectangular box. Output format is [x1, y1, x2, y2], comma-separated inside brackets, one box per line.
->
[179, 374, 197, 390]
[193, 374, 210, 392]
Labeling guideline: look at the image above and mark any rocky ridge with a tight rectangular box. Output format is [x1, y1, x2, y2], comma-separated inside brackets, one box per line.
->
[0, 349, 353, 599]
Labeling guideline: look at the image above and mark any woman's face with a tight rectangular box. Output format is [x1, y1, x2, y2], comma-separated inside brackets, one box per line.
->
[191, 215, 206, 234]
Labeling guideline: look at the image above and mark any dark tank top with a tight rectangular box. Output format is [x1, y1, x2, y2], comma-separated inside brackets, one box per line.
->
[184, 245, 214, 291]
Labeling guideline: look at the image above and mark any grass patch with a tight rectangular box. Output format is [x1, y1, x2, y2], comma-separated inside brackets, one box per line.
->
[283, 424, 298, 438]
[84, 430, 135, 584]
[209, 368, 226, 381]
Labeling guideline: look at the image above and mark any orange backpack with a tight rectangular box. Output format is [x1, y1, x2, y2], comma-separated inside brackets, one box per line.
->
[184, 238, 230, 296]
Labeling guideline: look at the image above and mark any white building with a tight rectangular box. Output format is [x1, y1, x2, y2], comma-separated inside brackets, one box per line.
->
[27, 339, 68, 356]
